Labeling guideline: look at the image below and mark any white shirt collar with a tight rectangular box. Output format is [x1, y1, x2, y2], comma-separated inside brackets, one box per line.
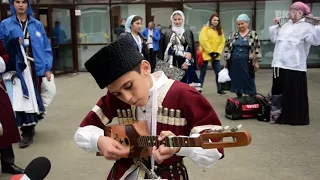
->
[149, 71, 168, 97]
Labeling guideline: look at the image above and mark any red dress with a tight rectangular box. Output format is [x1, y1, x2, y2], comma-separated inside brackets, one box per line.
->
[79, 80, 224, 180]
[0, 40, 21, 149]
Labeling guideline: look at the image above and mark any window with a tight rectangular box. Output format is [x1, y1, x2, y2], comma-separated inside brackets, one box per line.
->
[256, 0, 293, 65]
[77, 5, 111, 70]
[183, 3, 217, 42]
[111, 0, 145, 3]
[147, 0, 179, 2]
[38, 0, 73, 4]
[312, 3, 320, 16]
[76, 0, 109, 3]
[77, 5, 111, 44]
[220, 1, 254, 39]
[308, 3, 320, 64]
[111, 4, 146, 40]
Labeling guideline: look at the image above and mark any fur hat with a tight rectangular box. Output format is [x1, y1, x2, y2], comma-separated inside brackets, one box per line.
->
[85, 34, 144, 89]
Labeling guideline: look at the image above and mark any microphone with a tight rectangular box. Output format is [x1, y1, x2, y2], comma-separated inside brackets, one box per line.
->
[10, 157, 51, 180]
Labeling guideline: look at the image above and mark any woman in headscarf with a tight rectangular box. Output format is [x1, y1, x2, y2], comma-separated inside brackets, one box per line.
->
[161, 10, 200, 91]
[224, 14, 262, 97]
[199, 13, 226, 95]
[269, 1, 320, 125]
[123, 15, 150, 71]
[0, 0, 52, 148]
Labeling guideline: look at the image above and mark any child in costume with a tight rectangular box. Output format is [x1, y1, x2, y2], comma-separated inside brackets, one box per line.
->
[74, 34, 224, 180]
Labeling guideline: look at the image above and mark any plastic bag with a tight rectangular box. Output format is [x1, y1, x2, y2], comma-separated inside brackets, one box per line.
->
[41, 74, 56, 107]
[218, 68, 231, 83]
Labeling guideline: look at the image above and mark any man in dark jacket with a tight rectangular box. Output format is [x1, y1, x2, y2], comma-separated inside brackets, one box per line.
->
[115, 18, 126, 38]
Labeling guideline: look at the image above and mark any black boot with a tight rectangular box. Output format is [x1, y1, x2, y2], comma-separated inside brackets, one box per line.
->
[1, 146, 25, 174]
[19, 136, 34, 148]
[19, 125, 35, 148]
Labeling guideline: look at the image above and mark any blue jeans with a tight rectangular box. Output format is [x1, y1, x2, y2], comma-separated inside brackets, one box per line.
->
[199, 60, 221, 93]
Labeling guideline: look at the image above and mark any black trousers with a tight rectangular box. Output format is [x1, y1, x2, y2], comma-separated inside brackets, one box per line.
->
[148, 48, 157, 73]
[0, 146, 15, 166]
[20, 125, 35, 138]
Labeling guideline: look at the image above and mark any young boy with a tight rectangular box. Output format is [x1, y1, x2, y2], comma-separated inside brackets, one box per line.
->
[74, 34, 224, 180]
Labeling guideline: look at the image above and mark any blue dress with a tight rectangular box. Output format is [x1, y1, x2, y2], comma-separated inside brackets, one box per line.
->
[229, 35, 256, 95]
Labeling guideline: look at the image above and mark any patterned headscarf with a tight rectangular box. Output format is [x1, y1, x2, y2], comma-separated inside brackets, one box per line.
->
[290, 1, 312, 16]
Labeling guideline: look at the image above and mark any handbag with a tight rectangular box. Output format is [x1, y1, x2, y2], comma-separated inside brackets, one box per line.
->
[155, 60, 185, 81]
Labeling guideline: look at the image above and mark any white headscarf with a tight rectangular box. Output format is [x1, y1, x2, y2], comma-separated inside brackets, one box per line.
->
[170, 10, 185, 36]
[125, 15, 136, 33]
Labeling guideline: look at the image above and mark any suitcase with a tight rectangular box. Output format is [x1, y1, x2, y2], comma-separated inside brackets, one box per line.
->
[225, 96, 261, 120]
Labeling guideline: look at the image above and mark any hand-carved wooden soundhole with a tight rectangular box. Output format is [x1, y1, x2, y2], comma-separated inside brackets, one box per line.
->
[124, 138, 129, 146]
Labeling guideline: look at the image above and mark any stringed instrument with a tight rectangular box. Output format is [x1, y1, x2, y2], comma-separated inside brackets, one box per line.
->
[98, 121, 251, 158]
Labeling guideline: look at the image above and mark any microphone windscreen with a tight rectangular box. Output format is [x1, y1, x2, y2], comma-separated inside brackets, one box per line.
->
[10, 174, 24, 180]
[24, 157, 51, 180]
[10, 174, 31, 180]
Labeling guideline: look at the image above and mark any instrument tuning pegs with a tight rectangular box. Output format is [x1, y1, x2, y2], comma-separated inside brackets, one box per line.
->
[230, 124, 242, 132]
[215, 126, 229, 133]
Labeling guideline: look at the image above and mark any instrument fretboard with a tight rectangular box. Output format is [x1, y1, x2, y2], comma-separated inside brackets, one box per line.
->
[138, 136, 201, 148]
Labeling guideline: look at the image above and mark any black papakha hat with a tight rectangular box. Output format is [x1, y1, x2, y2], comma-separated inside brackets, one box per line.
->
[85, 34, 144, 89]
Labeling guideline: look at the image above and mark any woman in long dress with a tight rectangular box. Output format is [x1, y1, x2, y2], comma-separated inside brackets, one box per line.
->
[269, 2, 320, 125]
[224, 14, 262, 97]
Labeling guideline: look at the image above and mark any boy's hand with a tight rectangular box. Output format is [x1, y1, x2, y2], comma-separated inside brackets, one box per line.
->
[98, 136, 130, 160]
[152, 131, 180, 164]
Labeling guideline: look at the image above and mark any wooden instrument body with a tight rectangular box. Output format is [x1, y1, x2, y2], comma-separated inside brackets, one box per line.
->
[99, 120, 252, 159]
[105, 120, 150, 158]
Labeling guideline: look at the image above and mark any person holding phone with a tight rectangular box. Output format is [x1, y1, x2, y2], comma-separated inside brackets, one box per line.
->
[269, 1, 320, 125]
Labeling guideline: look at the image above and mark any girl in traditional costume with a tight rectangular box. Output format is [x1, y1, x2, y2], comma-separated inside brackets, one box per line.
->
[162, 10, 201, 91]
[269, 1, 320, 125]
[123, 15, 151, 71]
[74, 34, 224, 180]
[0, 0, 53, 148]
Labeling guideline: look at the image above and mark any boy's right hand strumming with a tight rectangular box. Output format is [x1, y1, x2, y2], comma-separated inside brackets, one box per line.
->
[98, 136, 130, 160]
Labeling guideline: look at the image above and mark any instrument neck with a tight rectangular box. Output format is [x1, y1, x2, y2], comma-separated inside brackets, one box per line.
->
[138, 136, 201, 148]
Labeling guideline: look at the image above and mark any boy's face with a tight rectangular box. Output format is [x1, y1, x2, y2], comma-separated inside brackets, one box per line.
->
[108, 60, 152, 107]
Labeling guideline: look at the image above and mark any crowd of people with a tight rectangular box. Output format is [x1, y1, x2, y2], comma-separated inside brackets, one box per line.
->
[0, 0, 53, 175]
[0, 0, 319, 179]
[74, 1, 319, 180]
